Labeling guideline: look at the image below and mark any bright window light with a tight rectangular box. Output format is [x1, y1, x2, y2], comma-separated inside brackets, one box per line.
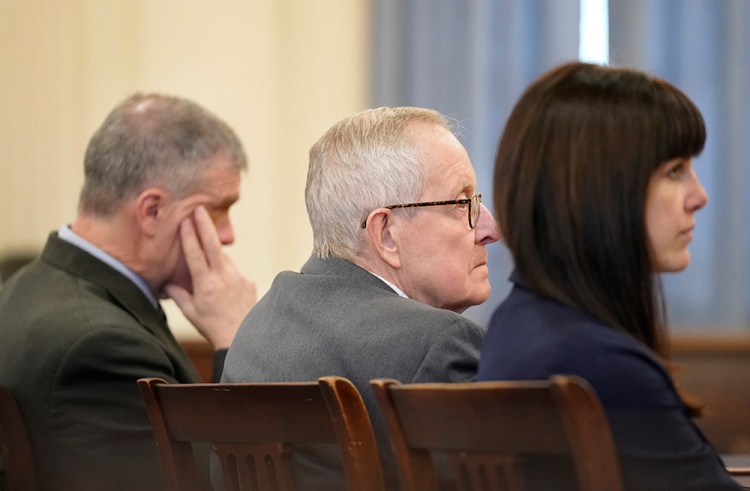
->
[579, 0, 609, 64]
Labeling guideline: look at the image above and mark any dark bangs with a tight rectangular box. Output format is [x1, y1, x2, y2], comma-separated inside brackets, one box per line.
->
[652, 78, 706, 165]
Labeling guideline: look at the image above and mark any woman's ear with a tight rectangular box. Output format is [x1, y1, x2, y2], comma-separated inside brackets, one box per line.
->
[365, 208, 401, 269]
[135, 188, 167, 238]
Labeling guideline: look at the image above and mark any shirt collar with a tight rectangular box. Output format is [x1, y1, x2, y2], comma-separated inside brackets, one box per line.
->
[368, 271, 409, 299]
[57, 224, 160, 307]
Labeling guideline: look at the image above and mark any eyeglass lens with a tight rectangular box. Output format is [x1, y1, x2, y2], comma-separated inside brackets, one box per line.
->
[470, 193, 481, 229]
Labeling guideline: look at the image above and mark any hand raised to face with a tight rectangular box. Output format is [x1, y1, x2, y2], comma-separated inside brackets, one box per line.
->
[164, 205, 257, 349]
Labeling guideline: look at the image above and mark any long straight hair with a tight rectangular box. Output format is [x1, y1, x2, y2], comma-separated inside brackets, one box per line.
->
[493, 62, 705, 356]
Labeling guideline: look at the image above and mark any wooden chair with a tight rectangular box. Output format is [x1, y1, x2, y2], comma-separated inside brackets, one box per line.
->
[138, 376, 385, 491]
[371, 375, 624, 491]
[0, 386, 37, 491]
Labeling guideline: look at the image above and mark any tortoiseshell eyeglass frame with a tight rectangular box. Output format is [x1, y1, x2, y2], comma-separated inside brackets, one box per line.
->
[361, 193, 482, 229]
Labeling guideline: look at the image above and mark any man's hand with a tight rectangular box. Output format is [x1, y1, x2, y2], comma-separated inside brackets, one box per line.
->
[164, 206, 257, 349]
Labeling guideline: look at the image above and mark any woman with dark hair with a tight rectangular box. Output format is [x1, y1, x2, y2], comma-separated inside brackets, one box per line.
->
[478, 62, 741, 490]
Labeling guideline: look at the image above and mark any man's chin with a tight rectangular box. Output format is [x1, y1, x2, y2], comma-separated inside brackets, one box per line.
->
[447, 291, 490, 314]
[470, 284, 491, 306]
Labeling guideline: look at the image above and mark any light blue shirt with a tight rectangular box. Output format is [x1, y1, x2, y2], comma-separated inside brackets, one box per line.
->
[57, 225, 160, 308]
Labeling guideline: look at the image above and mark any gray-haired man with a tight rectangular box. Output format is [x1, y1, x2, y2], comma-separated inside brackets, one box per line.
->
[223, 106, 499, 489]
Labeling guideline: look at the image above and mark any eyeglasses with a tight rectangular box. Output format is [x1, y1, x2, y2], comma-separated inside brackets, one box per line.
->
[361, 193, 482, 229]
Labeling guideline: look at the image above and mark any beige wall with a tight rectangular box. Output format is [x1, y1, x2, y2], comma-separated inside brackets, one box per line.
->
[0, 0, 370, 338]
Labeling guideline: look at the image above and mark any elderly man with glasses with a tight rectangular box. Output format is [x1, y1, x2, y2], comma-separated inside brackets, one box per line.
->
[221, 106, 499, 490]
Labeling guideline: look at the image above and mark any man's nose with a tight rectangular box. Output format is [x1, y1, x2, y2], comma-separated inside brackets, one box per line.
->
[216, 219, 235, 245]
[475, 204, 500, 245]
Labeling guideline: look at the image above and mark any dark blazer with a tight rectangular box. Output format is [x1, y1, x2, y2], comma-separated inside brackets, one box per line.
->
[222, 255, 486, 490]
[0, 233, 216, 491]
[478, 276, 741, 491]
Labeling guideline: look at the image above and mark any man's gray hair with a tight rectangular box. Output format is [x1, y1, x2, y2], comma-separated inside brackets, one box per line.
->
[306, 106, 453, 260]
[79, 93, 247, 216]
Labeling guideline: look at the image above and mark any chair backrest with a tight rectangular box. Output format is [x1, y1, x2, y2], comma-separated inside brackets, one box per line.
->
[0, 386, 37, 491]
[138, 376, 385, 491]
[370, 375, 624, 491]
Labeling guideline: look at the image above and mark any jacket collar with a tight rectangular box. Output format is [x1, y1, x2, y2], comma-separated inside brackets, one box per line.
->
[41, 232, 168, 334]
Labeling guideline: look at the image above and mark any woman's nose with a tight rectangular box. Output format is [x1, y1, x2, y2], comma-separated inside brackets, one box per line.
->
[687, 169, 708, 213]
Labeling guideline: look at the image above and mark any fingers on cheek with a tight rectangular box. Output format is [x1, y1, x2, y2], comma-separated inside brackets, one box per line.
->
[179, 218, 193, 238]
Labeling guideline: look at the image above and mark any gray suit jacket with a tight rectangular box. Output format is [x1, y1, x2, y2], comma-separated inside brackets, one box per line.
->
[0, 233, 216, 491]
[222, 255, 486, 489]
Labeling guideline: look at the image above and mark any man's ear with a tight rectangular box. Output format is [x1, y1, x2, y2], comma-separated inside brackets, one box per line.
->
[365, 209, 401, 269]
[135, 188, 168, 238]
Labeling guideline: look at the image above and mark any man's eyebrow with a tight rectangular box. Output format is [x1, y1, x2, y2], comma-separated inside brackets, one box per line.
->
[215, 194, 240, 208]
[453, 183, 474, 196]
